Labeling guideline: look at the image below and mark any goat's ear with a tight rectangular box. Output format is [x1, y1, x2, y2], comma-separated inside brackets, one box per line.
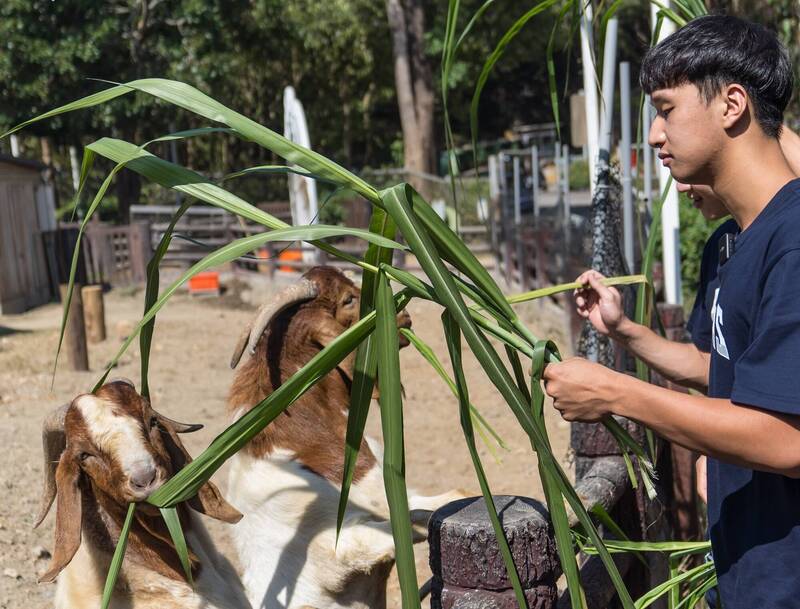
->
[157, 422, 243, 524]
[39, 456, 82, 583]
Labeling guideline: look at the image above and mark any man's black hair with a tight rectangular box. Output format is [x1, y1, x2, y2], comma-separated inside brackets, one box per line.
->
[640, 15, 793, 138]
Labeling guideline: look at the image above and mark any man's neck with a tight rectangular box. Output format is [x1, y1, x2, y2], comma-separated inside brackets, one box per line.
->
[712, 135, 796, 230]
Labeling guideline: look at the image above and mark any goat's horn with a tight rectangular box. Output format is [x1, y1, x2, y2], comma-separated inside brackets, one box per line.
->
[156, 412, 203, 434]
[34, 404, 69, 528]
[230, 279, 318, 369]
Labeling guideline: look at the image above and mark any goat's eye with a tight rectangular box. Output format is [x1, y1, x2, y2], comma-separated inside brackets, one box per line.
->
[79, 452, 92, 462]
[343, 294, 355, 305]
[149, 416, 159, 429]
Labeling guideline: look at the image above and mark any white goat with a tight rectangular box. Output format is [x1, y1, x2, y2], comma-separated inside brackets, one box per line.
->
[36, 379, 252, 609]
[226, 267, 463, 609]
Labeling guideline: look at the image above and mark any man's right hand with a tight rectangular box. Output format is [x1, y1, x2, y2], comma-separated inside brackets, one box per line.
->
[574, 270, 630, 339]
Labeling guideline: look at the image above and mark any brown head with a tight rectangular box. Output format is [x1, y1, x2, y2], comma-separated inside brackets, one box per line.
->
[35, 379, 241, 583]
[230, 266, 412, 370]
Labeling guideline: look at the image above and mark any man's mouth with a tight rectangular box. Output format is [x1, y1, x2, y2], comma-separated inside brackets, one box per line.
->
[658, 153, 673, 167]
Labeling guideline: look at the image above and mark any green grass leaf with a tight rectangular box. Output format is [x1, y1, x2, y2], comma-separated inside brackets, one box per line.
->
[100, 503, 136, 609]
[160, 507, 194, 585]
[375, 271, 420, 609]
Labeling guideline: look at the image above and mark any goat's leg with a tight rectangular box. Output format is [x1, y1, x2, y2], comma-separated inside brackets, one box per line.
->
[326, 519, 398, 574]
[408, 489, 469, 512]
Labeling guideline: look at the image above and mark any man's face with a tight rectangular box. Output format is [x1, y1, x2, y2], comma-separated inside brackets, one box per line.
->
[649, 83, 724, 184]
[675, 182, 730, 221]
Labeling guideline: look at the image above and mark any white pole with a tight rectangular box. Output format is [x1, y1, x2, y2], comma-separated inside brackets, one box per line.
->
[562, 144, 571, 224]
[488, 154, 500, 200]
[598, 18, 619, 155]
[643, 99, 653, 214]
[69, 145, 81, 194]
[620, 62, 634, 272]
[579, 3, 600, 194]
[531, 145, 540, 219]
[652, 3, 682, 304]
[513, 155, 521, 226]
[10, 135, 20, 157]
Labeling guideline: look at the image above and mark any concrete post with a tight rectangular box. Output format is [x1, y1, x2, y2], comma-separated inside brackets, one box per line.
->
[429, 495, 559, 609]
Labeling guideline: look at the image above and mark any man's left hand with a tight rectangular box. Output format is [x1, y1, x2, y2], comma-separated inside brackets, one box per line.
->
[542, 357, 622, 422]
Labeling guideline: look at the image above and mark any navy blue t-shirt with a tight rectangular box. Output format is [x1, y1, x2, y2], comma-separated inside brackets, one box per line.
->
[702, 178, 800, 608]
[686, 218, 739, 352]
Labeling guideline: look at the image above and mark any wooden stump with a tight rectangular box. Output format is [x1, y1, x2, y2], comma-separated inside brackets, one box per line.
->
[429, 495, 559, 609]
[58, 284, 89, 371]
[81, 285, 106, 343]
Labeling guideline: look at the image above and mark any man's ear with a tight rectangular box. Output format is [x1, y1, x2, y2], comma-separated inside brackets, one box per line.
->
[39, 456, 82, 583]
[157, 420, 242, 524]
[721, 83, 750, 131]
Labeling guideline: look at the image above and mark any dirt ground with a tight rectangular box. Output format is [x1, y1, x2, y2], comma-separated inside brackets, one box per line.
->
[0, 270, 574, 609]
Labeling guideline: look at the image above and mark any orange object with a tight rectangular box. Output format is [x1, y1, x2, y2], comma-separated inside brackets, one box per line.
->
[189, 271, 220, 294]
[278, 249, 303, 273]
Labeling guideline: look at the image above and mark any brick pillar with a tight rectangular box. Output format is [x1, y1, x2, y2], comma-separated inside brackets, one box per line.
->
[429, 495, 559, 609]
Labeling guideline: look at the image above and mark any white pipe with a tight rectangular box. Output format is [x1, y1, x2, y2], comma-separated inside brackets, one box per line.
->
[531, 145, 540, 219]
[652, 2, 682, 304]
[68, 146, 81, 193]
[10, 135, 20, 157]
[620, 62, 634, 272]
[513, 155, 521, 225]
[579, 3, 600, 194]
[643, 99, 653, 214]
[563, 144, 571, 224]
[598, 18, 619, 155]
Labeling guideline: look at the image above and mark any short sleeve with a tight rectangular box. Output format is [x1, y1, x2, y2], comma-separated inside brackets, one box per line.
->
[732, 249, 800, 415]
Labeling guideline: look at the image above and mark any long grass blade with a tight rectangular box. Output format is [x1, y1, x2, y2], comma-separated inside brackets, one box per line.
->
[507, 275, 647, 305]
[100, 503, 136, 609]
[140, 199, 193, 399]
[442, 312, 529, 609]
[337, 208, 398, 540]
[375, 271, 420, 609]
[159, 507, 193, 585]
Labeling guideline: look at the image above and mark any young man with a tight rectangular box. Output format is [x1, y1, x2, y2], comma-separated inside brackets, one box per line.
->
[542, 16, 800, 608]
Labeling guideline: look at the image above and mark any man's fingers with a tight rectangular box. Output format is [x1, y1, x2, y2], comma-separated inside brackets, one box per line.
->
[587, 273, 615, 299]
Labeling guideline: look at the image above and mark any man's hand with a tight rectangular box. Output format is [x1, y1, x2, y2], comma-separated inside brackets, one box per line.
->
[543, 357, 623, 422]
[574, 270, 629, 339]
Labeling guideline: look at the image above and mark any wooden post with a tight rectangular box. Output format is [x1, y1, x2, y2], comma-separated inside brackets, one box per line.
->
[59, 284, 89, 371]
[429, 495, 559, 609]
[82, 285, 106, 343]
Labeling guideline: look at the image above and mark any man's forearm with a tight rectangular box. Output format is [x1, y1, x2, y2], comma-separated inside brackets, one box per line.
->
[612, 319, 709, 391]
[614, 375, 800, 477]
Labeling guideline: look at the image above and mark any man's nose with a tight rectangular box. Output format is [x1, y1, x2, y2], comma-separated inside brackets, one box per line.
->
[647, 116, 665, 148]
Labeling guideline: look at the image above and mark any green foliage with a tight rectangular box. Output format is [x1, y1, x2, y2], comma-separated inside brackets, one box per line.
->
[568, 158, 590, 190]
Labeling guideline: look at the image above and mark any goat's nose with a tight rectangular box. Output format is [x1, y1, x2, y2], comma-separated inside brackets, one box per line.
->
[129, 464, 158, 490]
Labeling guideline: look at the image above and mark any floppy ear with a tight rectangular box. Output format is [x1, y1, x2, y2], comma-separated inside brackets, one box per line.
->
[39, 456, 82, 583]
[156, 419, 242, 524]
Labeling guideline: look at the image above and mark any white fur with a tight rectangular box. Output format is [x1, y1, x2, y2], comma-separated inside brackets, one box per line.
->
[76, 395, 155, 477]
[227, 429, 464, 609]
[54, 510, 251, 609]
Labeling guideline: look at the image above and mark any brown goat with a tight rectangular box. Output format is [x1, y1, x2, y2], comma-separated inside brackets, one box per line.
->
[225, 267, 463, 609]
[228, 266, 411, 482]
[37, 380, 251, 609]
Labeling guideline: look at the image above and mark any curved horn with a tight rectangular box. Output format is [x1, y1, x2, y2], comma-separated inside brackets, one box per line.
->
[155, 412, 203, 434]
[230, 279, 318, 369]
[34, 404, 69, 528]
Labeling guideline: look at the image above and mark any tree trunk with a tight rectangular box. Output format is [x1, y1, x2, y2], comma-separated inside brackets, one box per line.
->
[116, 169, 141, 224]
[385, 0, 435, 198]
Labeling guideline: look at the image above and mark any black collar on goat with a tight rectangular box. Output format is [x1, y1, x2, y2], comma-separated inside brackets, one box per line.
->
[36, 379, 241, 584]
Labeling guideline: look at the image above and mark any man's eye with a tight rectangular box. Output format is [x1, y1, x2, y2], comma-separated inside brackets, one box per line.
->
[659, 108, 672, 118]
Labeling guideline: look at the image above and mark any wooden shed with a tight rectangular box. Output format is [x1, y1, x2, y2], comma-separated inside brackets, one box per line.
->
[0, 155, 56, 314]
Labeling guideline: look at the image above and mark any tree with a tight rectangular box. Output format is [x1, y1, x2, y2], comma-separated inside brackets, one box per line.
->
[385, 0, 435, 194]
